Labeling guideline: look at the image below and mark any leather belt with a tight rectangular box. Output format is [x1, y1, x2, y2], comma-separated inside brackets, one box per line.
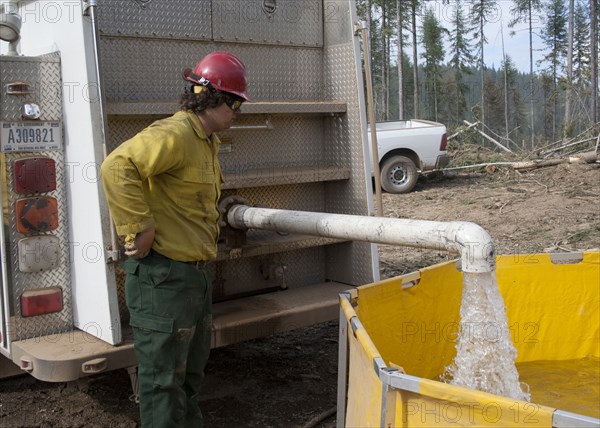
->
[150, 250, 210, 271]
[186, 260, 211, 270]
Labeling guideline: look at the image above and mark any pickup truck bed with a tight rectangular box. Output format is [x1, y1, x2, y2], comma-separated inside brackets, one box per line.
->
[368, 119, 449, 193]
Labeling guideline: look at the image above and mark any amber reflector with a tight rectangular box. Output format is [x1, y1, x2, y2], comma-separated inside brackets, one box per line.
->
[21, 287, 63, 317]
[16, 197, 59, 233]
[14, 157, 56, 194]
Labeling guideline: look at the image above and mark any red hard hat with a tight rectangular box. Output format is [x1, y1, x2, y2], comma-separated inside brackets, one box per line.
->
[183, 51, 251, 101]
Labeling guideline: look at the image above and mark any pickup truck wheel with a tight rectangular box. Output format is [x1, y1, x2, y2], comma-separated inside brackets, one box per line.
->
[380, 155, 418, 193]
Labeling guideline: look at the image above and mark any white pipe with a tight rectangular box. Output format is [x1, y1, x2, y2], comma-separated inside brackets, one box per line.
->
[227, 206, 496, 273]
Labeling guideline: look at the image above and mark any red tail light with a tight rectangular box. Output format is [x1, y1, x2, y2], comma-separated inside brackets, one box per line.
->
[440, 133, 448, 151]
[21, 287, 63, 317]
[14, 157, 57, 194]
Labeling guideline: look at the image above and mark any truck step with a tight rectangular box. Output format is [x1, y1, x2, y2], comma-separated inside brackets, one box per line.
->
[212, 281, 350, 348]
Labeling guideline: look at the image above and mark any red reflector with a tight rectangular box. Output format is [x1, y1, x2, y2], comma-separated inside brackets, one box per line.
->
[440, 133, 448, 151]
[16, 197, 59, 233]
[21, 287, 63, 317]
[14, 157, 57, 194]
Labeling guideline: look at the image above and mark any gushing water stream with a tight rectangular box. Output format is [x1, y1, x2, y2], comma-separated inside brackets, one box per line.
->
[443, 272, 531, 401]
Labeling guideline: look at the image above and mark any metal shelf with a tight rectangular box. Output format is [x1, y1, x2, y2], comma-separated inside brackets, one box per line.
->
[222, 165, 351, 190]
[106, 100, 347, 116]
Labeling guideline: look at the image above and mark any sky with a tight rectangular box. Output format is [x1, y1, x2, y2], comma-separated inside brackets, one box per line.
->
[416, 0, 545, 73]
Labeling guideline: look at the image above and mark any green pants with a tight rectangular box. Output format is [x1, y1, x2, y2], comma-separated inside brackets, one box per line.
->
[123, 252, 212, 428]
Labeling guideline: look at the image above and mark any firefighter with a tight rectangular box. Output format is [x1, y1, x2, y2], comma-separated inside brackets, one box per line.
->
[100, 51, 250, 428]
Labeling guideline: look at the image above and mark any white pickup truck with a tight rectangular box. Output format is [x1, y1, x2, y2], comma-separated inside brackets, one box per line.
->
[368, 119, 449, 193]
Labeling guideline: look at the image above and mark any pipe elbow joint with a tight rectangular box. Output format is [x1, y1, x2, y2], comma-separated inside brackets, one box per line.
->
[449, 222, 496, 273]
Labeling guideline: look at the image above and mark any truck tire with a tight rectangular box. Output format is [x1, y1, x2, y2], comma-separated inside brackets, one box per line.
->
[380, 155, 418, 194]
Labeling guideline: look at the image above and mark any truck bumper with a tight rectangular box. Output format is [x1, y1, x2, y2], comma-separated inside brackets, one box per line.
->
[10, 329, 136, 382]
[435, 153, 450, 169]
[7, 281, 350, 382]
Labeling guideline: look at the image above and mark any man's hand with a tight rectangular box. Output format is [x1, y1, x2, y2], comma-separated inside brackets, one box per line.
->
[124, 227, 155, 259]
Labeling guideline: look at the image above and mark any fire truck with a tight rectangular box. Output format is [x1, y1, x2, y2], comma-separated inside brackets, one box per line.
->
[0, 0, 379, 382]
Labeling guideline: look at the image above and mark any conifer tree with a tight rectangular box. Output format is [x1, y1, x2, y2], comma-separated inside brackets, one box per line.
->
[448, 0, 476, 128]
[540, 0, 568, 142]
[502, 57, 528, 145]
[483, 74, 505, 138]
[420, 7, 446, 121]
[470, 0, 498, 129]
[573, 0, 591, 86]
[510, 0, 543, 147]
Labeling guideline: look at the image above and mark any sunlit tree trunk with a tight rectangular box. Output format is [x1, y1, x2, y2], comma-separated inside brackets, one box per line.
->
[411, 0, 420, 118]
[396, 0, 404, 119]
[591, 0, 598, 124]
[502, 25, 510, 142]
[381, 1, 388, 120]
[564, 0, 574, 139]
[528, 4, 535, 148]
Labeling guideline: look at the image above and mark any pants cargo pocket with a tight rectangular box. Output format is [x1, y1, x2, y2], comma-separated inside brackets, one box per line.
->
[130, 311, 188, 428]
[129, 311, 175, 369]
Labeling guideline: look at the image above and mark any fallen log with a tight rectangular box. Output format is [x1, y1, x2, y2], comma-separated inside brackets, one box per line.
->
[506, 151, 598, 170]
[441, 151, 599, 173]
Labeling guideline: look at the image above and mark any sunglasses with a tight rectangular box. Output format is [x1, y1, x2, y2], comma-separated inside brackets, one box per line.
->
[224, 97, 243, 112]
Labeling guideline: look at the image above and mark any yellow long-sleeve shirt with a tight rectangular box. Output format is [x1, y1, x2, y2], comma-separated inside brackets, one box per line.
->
[100, 110, 223, 261]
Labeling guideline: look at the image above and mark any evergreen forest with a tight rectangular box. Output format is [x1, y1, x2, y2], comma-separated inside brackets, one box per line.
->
[358, 0, 599, 150]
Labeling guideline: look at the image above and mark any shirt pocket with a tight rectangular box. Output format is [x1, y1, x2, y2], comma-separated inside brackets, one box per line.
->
[176, 167, 218, 209]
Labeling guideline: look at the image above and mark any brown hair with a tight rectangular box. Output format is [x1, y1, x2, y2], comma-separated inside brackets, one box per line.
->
[179, 89, 227, 114]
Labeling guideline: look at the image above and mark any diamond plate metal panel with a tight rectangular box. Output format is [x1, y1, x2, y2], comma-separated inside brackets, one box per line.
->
[115, 266, 129, 324]
[100, 0, 374, 304]
[97, 0, 212, 40]
[212, 0, 323, 46]
[0, 56, 72, 340]
[99, 39, 324, 102]
[323, 0, 355, 46]
[322, 35, 376, 285]
[221, 183, 325, 212]
[214, 247, 325, 299]
[240, 45, 324, 101]
[5, 150, 72, 340]
[219, 116, 325, 172]
[0, 54, 62, 122]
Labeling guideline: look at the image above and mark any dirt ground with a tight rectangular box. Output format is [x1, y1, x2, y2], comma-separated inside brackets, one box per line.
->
[1, 160, 598, 428]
